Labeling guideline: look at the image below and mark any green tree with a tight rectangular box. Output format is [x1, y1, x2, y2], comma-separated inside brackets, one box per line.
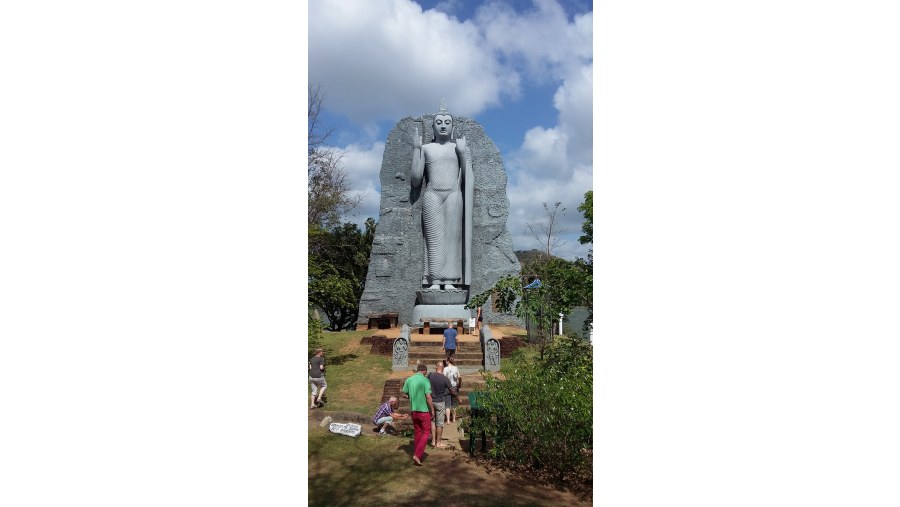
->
[577, 190, 592, 245]
[307, 85, 375, 331]
[308, 218, 376, 330]
[468, 256, 590, 357]
[471, 336, 593, 484]
[576, 190, 593, 335]
[308, 313, 324, 353]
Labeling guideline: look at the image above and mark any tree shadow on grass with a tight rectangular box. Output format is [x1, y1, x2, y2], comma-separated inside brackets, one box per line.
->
[309, 431, 586, 507]
[392, 441, 437, 463]
[326, 353, 357, 366]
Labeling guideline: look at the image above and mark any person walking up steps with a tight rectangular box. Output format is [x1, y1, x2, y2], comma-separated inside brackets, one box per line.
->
[428, 360, 452, 448]
[443, 325, 457, 358]
[443, 357, 461, 423]
[402, 363, 434, 466]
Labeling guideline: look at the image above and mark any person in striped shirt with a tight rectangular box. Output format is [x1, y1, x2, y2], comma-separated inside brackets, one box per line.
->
[372, 396, 407, 434]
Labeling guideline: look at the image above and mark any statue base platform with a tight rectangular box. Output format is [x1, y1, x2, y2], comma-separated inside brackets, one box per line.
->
[411, 304, 472, 327]
[415, 287, 469, 305]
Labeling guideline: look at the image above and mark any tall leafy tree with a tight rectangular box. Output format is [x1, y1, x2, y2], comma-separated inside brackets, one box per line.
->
[307, 85, 373, 330]
[576, 190, 593, 336]
[577, 190, 592, 245]
[309, 218, 376, 330]
[308, 85, 360, 229]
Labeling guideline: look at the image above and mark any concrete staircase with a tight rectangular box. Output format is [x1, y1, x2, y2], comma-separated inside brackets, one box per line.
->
[406, 340, 484, 373]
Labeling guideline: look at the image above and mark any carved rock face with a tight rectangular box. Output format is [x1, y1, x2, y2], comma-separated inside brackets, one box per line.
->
[356, 115, 522, 327]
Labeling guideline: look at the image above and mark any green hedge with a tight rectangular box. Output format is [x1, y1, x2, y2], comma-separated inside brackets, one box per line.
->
[471, 337, 592, 482]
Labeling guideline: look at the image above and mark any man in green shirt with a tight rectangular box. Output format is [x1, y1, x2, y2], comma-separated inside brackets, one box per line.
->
[402, 363, 435, 465]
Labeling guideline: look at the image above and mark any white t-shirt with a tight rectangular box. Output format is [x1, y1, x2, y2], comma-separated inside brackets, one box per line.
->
[444, 364, 460, 387]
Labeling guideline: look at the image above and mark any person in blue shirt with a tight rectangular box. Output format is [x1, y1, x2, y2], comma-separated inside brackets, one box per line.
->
[443, 326, 457, 357]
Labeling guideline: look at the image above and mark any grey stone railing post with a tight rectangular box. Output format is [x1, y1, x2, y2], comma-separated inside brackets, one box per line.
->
[480, 325, 501, 372]
[392, 324, 411, 371]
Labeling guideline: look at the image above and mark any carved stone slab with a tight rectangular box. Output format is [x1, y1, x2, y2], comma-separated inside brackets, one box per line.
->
[357, 115, 522, 327]
[328, 422, 362, 438]
[392, 324, 411, 371]
[480, 325, 501, 372]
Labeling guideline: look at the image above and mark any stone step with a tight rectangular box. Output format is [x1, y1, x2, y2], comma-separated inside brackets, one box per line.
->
[407, 355, 481, 361]
[408, 354, 482, 360]
[408, 347, 482, 354]
[408, 340, 480, 346]
[380, 378, 489, 411]
[407, 346, 481, 353]
[407, 356, 483, 363]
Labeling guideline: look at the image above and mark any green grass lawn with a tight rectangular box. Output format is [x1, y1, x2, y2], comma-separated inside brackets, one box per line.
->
[307, 330, 592, 506]
[313, 329, 392, 414]
[308, 426, 420, 505]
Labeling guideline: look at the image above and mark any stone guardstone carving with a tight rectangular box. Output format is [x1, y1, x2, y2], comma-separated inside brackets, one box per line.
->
[356, 100, 522, 328]
[481, 324, 501, 372]
[392, 324, 411, 371]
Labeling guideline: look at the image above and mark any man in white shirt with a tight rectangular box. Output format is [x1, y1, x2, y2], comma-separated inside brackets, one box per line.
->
[443, 357, 461, 423]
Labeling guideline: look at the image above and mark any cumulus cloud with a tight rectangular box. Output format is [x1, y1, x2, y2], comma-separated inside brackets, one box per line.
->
[474, 1, 592, 83]
[308, 0, 591, 124]
[504, 60, 593, 259]
[433, 0, 465, 17]
[309, 0, 594, 259]
[309, 0, 519, 122]
[554, 63, 593, 165]
[507, 164, 593, 260]
[339, 141, 386, 224]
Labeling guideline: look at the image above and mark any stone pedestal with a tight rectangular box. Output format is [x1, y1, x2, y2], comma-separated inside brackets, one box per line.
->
[411, 304, 471, 325]
[411, 288, 471, 332]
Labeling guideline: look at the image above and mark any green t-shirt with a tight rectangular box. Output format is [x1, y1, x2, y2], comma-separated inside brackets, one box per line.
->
[402, 373, 433, 412]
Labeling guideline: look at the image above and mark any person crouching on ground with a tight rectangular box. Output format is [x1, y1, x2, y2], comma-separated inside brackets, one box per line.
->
[372, 396, 407, 434]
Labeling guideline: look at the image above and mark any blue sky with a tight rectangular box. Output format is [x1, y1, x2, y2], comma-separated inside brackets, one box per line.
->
[308, 0, 594, 260]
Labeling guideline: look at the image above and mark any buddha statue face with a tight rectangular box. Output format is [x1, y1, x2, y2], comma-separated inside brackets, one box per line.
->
[433, 114, 453, 141]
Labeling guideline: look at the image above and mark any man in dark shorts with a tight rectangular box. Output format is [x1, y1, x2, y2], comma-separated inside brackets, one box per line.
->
[427, 361, 453, 448]
[443, 326, 457, 357]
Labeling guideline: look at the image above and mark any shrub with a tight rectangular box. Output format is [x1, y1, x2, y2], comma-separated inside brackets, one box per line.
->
[471, 337, 592, 482]
[308, 315, 325, 355]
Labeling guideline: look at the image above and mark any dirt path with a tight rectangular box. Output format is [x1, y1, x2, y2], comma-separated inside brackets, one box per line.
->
[309, 410, 591, 506]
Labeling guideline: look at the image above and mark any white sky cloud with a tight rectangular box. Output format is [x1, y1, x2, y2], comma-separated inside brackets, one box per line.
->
[554, 62, 593, 165]
[507, 163, 593, 260]
[338, 141, 386, 224]
[474, 1, 592, 83]
[310, 0, 593, 259]
[504, 59, 593, 259]
[308, 0, 519, 122]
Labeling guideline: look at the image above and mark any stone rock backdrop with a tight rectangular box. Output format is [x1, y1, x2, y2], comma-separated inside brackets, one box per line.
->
[356, 115, 523, 328]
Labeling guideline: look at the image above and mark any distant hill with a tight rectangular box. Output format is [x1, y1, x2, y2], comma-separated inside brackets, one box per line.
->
[514, 249, 563, 268]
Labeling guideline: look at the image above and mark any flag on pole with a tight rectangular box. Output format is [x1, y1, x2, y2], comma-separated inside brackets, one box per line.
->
[524, 279, 542, 289]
